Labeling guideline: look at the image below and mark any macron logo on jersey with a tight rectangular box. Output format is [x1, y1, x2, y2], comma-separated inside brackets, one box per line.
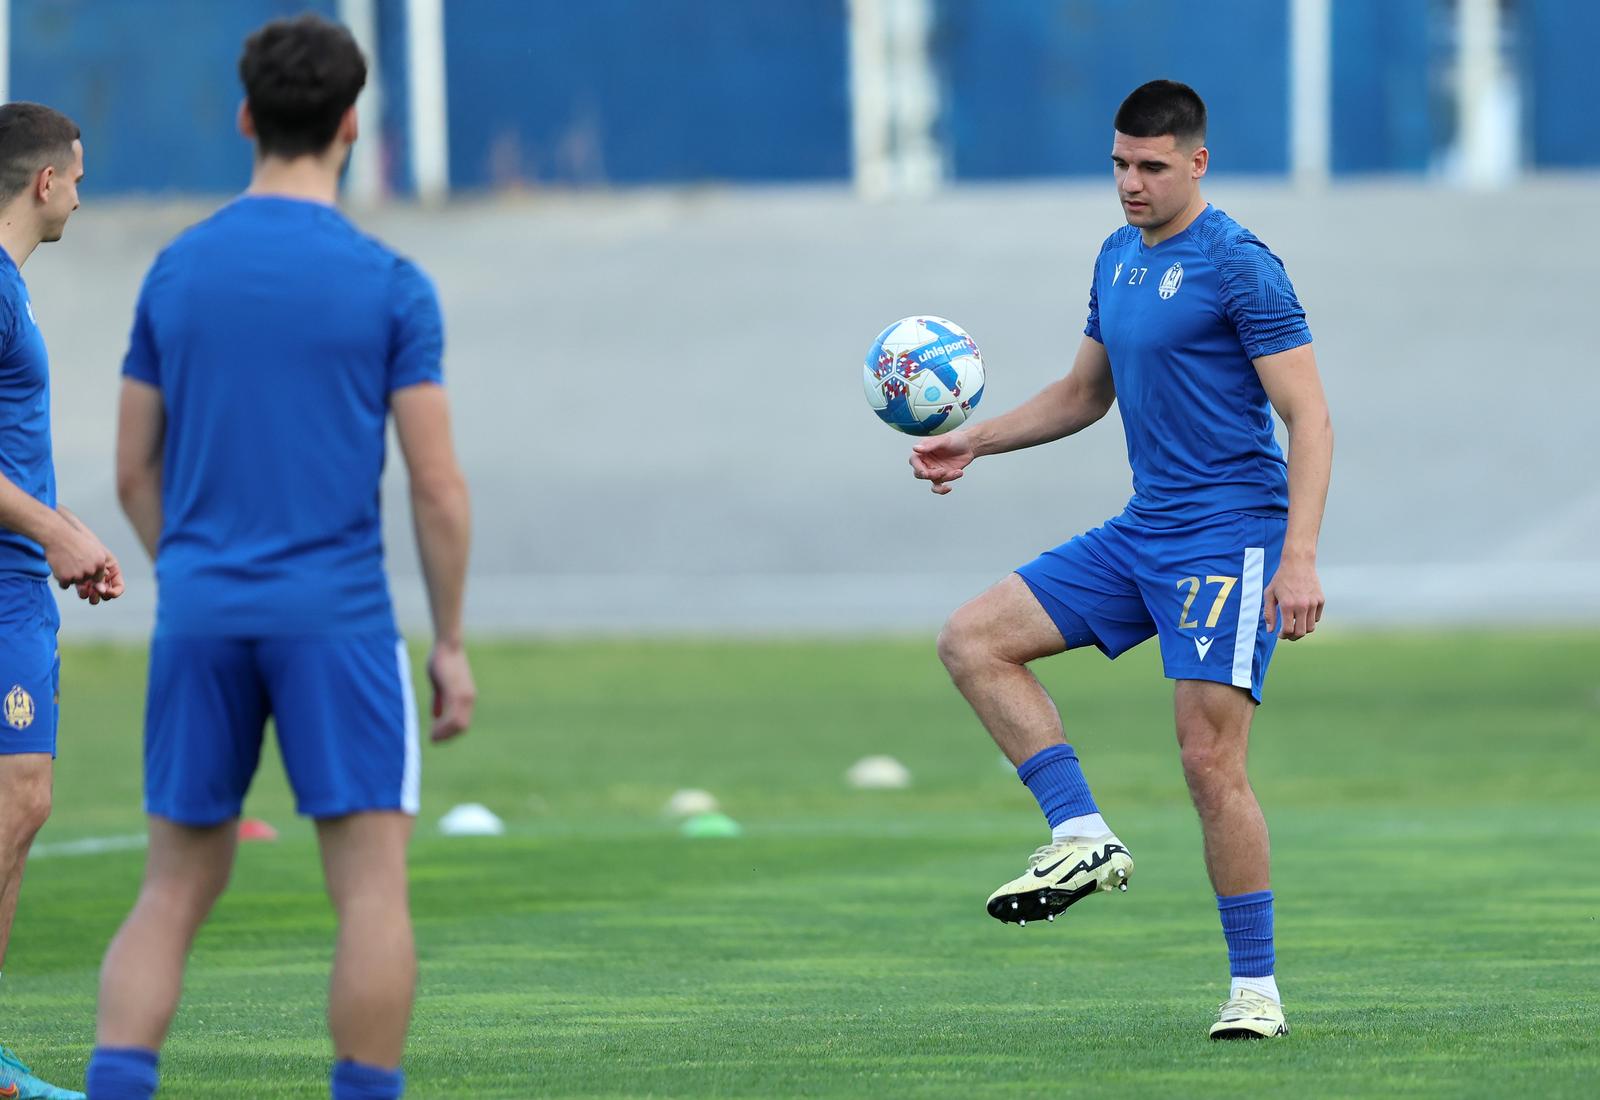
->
[1159, 263, 1183, 300]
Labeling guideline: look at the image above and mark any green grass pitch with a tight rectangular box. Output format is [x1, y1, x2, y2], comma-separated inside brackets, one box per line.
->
[6, 631, 1598, 1097]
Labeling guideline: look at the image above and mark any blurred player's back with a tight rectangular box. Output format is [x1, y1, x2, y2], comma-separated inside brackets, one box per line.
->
[92, 15, 473, 1100]
[128, 196, 439, 634]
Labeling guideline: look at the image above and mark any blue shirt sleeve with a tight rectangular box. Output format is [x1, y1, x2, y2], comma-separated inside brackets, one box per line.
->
[1084, 253, 1103, 344]
[121, 270, 161, 387]
[1215, 236, 1312, 359]
[0, 294, 17, 359]
[388, 258, 444, 392]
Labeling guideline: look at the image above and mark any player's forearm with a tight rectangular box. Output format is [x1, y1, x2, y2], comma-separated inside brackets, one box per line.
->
[0, 473, 70, 547]
[970, 376, 1109, 458]
[120, 483, 162, 561]
[1282, 410, 1333, 560]
[116, 464, 163, 560]
[410, 474, 471, 647]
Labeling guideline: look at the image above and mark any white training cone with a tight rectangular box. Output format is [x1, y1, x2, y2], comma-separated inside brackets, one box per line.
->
[438, 803, 506, 837]
[664, 788, 720, 817]
[847, 755, 912, 790]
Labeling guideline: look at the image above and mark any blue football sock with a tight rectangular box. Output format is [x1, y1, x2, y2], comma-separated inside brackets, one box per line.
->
[1217, 889, 1276, 977]
[332, 1059, 405, 1100]
[1016, 744, 1098, 827]
[85, 1046, 159, 1100]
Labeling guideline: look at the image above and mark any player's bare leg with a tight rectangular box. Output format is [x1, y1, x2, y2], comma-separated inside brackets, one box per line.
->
[939, 575, 1132, 923]
[1174, 681, 1268, 894]
[1173, 680, 1286, 1038]
[0, 753, 53, 968]
[318, 811, 416, 1069]
[96, 817, 238, 1050]
[937, 575, 1069, 764]
[0, 755, 87, 1098]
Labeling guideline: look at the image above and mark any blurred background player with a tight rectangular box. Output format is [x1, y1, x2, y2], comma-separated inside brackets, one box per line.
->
[0, 100, 123, 1100]
[86, 15, 474, 1100]
[911, 80, 1333, 1039]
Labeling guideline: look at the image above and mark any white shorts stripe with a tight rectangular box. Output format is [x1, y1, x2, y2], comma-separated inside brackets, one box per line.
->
[395, 640, 421, 815]
[1232, 548, 1266, 689]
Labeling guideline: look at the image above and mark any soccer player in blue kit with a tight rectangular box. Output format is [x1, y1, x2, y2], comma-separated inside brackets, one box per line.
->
[0, 102, 124, 1100]
[86, 16, 474, 1099]
[911, 81, 1333, 1039]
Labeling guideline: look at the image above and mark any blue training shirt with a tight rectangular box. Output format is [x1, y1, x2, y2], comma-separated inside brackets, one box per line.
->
[0, 246, 55, 579]
[1086, 205, 1310, 528]
[123, 195, 444, 636]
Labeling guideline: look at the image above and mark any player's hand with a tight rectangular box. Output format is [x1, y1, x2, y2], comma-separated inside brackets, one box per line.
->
[1263, 553, 1324, 641]
[910, 431, 977, 495]
[75, 552, 125, 605]
[45, 517, 112, 588]
[427, 640, 476, 743]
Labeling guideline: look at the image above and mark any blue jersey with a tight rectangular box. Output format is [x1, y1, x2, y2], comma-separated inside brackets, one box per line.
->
[0, 247, 55, 579]
[123, 196, 444, 636]
[1086, 205, 1310, 528]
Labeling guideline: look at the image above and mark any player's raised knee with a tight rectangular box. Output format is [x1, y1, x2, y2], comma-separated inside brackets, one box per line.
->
[937, 601, 995, 680]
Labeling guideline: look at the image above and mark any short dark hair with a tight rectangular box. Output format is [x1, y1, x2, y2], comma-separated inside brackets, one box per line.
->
[239, 13, 367, 159]
[0, 102, 80, 204]
[1114, 80, 1207, 148]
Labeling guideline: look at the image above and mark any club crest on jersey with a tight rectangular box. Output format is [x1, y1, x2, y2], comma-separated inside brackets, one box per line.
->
[4, 684, 35, 730]
[1159, 263, 1183, 299]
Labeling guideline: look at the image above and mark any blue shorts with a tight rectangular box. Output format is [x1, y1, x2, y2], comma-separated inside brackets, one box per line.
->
[144, 633, 420, 825]
[1015, 512, 1286, 703]
[0, 577, 60, 756]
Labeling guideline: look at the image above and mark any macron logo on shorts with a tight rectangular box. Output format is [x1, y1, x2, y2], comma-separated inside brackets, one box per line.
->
[1194, 636, 1215, 661]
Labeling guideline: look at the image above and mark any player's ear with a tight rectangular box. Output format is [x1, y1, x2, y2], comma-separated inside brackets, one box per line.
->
[337, 104, 359, 147]
[33, 163, 55, 203]
[1192, 145, 1209, 180]
[238, 100, 257, 141]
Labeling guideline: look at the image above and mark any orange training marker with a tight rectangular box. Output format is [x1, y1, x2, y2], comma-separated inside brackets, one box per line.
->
[238, 818, 279, 842]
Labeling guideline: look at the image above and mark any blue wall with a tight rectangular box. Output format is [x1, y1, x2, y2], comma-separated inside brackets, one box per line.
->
[375, 0, 413, 194]
[1524, 0, 1600, 168]
[10, 0, 338, 194]
[1330, 0, 1440, 175]
[934, 0, 1292, 179]
[442, 0, 852, 189]
[10, 0, 1592, 194]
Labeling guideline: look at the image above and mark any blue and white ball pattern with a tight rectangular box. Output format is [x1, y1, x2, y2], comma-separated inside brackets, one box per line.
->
[863, 316, 984, 436]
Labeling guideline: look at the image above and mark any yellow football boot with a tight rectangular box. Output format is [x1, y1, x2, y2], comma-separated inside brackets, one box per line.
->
[984, 835, 1132, 925]
[1209, 991, 1289, 1039]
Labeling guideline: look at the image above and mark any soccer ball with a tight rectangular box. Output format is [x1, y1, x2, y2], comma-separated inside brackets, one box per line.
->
[863, 316, 984, 436]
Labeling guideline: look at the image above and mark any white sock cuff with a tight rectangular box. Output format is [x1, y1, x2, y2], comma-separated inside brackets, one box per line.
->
[1230, 974, 1281, 1003]
[1051, 812, 1112, 841]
